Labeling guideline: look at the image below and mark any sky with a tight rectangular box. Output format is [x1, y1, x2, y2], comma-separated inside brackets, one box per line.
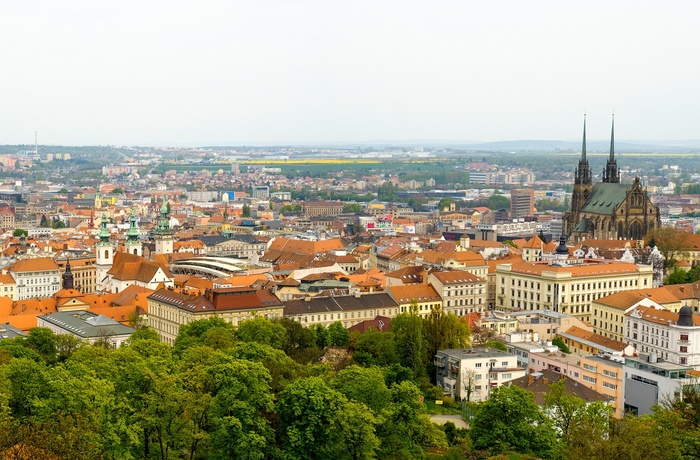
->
[2, 1, 700, 146]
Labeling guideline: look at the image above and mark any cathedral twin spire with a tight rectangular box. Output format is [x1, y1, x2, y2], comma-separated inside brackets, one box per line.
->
[602, 114, 620, 183]
[576, 114, 619, 184]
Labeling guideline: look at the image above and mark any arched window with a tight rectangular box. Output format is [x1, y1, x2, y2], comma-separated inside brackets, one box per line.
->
[104, 249, 109, 259]
[617, 222, 624, 239]
[133, 248, 138, 255]
[630, 221, 643, 240]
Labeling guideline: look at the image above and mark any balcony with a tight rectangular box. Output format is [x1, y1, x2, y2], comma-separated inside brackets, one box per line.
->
[678, 340, 690, 345]
[434, 359, 446, 368]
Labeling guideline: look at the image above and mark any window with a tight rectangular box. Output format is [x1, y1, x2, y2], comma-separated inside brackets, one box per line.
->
[680, 346, 688, 353]
[603, 382, 617, 390]
[502, 373, 512, 379]
[603, 370, 617, 378]
[501, 361, 508, 367]
[475, 363, 482, 368]
[583, 375, 596, 384]
[475, 374, 482, 380]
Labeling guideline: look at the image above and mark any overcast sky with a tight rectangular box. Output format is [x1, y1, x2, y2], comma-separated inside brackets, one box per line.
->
[2, 1, 699, 146]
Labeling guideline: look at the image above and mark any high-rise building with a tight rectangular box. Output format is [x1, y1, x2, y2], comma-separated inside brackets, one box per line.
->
[510, 189, 534, 220]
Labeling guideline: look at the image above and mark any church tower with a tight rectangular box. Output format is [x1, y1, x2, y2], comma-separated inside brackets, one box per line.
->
[563, 115, 591, 235]
[602, 115, 620, 183]
[125, 208, 142, 256]
[96, 213, 114, 292]
[154, 196, 174, 255]
[62, 258, 74, 290]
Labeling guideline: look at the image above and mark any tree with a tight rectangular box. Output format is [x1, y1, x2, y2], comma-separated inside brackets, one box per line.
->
[26, 327, 58, 364]
[424, 306, 470, 363]
[470, 385, 559, 459]
[552, 337, 570, 354]
[311, 324, 330, 349]
[51, 219, 66, 229]
[334, 365, 391, 415]
[392, 302, 428, 377]
[277, 376, 347, 460]
[645, 226, 692, 268]
[665, 266, 691, 285]
[328, 321, 350, 347]
[461, 369, 478, 402]
[39, 214, 50, 227]
[242, 204, 251, 218]
[484, 340, 507, 352]
[173, 317, 236, 355]
[438, 198, 454, 212]
[342, 203, 363, 214]
[236, 316, 287, 349]
[351, 329, 397, 366]
[326, 401, 380, 460]
[12, 228, 27, 237]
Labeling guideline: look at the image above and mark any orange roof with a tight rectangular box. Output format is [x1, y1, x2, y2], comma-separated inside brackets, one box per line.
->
[387, 284, 441, 304]
[505, 260, 641, 278]
[561, 325, 628, 352]
[268, 237, 345, 255]
[522, 235, 544, 249]
[431, 270, 484, 284]
[627, 304, 700, 326]
[10, 257, 59, 272]
[595, 288, 680, 310]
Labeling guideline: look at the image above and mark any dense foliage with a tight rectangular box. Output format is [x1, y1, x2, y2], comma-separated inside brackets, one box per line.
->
[2, 312, 699, 459]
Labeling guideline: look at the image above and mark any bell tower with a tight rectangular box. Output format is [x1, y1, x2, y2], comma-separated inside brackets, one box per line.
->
[125, 208, 142, 256]
[96, 213, 114, 292]
[154, 196, 174, 255]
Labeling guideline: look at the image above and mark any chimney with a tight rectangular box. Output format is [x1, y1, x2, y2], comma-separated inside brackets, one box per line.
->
[528, 375, 535, 384]
[542, 377, 549, 385]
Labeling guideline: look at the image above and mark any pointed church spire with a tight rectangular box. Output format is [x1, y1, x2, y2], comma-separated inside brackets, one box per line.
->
[609, 113, 615, 161]
[602, 113, 620, 183]
[582, 113, 587, 161]
[574, 113, 591, 186]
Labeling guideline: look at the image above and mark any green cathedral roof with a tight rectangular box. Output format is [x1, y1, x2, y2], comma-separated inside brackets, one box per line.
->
[580, 183, 629, 215]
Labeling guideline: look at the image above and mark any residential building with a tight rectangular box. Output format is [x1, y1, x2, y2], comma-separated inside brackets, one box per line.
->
[386, 283, 442, 317]
[148, 287, 284, 345]
[0, 273, 18, 301]
[10, 258, 61, 300]
[435, 347, 526, 401]
[283, 292, 400, 328]
[592, 290, 677, 341]
[477, 310, 519, 336]
[510, 189, 535, 220]
[512, 309, 591, 341]
[251, 185, 270, 199]
[625, 305, 700, 366]
[580, 355, 625, 418]
[428, 270, 487, 315]
[509, 369, 611, 407]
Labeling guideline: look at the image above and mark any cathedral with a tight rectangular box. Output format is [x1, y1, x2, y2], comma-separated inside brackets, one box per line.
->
[563, 115, 661, 243]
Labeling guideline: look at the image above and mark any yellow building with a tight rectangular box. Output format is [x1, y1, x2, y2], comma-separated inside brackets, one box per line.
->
[495, 260, 654, 323]
[386, 283, 442, 317]
[591, 288, 680, 341]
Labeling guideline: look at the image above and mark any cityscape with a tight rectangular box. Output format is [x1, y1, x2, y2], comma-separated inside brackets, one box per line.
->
[3, 2, 700, 460]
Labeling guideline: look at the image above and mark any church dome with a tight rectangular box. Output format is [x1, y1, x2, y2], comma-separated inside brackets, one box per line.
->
[555, 235, 569, 255]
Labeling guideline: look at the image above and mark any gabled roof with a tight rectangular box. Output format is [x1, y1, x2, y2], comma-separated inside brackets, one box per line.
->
[559, 325, 628, 352]
[430, 270, 483, 284]
[283, 292, 399, 315]
[108, 252, 173, 283]
[10, 257, 60, 273]
[509, 369, 610, 405]
[594, 288, 680, 309]
[580, 183, 630, 214]
[386, 284, 442, 304]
